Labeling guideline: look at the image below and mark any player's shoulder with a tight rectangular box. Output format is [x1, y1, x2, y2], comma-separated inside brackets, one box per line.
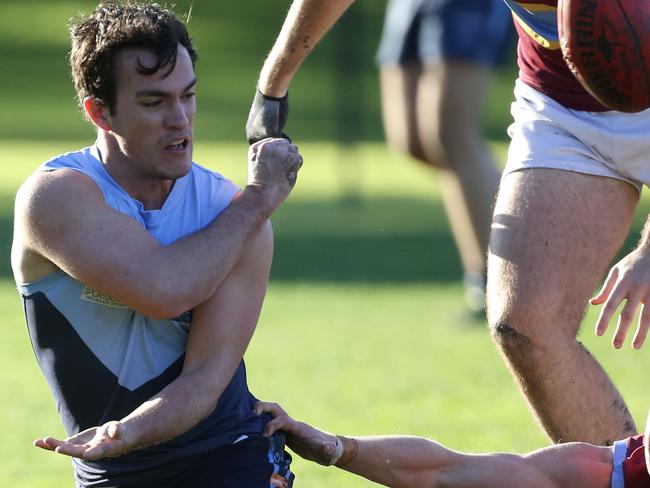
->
[16, 160, 103, 216]
[188, 160, 240, 194]
[190, 160, 233, 183]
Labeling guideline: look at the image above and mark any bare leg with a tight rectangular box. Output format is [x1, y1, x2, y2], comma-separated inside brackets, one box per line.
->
[488, 168, 638, 444]
[380, 61, 501, 307]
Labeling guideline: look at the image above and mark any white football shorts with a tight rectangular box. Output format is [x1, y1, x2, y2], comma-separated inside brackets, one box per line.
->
[503, 79, 650, 192]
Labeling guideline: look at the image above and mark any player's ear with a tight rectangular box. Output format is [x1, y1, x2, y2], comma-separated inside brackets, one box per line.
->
[83, 97, 112, 131]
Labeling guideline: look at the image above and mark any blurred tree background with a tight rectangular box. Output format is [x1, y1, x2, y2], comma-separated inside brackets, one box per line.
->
[0, 0, 517, 144]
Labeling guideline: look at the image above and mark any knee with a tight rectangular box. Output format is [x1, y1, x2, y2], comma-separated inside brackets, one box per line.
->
[488, 309, 579, 366]
[383, 121, 447, 168]
[487, 301, 546, 361]
[489, 321, 534, 357]
[386, 130, 439, 167]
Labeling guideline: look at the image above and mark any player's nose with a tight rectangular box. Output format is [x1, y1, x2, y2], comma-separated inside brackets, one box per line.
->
[164, 99, 191, 129]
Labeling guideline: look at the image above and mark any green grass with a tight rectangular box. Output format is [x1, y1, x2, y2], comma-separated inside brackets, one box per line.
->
[3, 140, 650, 487]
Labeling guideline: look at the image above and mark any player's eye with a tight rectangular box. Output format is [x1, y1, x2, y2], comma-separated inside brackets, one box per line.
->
[141, 99, 162, 107]
[183, 92, 196, 100]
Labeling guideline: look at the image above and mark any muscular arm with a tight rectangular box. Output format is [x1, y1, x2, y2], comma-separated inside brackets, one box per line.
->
[35, 221, 274, 458]
[257, 0, 355, 97]
[256, 403, 613, 488]
[13, 138, 299, 319]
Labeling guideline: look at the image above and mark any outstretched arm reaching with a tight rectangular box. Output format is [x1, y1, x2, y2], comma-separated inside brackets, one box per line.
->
[257, 0, 355, 97]
[247, 0, 354, 142]
[255, 402, 613, 488]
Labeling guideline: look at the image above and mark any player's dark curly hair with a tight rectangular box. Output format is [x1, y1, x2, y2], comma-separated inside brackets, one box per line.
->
[69, 2, 197, 114]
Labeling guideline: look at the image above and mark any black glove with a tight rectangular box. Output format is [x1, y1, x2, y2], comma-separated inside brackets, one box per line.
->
[246, 88, 290, 144]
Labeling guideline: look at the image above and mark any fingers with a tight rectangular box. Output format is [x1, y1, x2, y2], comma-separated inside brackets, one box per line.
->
[592, 264, 650, 348]
[250, 137, 291, 154]
[255, 400, 288, 418]
[254, 401, 298, 437]
[249, 138, 302, 190]
[264, 416, 295, 437]
[590, 267, 618, 305]
[633, 303, 650, 349]
[593, 270, 625, 338]
[255, 401, 293, 437]
[53, 443, 91, 458]
[612, 295, 641, 348]
[33, 422, 126, 461]
[33, 437, 63, 451]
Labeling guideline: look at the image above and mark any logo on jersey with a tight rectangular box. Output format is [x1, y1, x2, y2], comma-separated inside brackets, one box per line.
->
[81, 287, 127, 308]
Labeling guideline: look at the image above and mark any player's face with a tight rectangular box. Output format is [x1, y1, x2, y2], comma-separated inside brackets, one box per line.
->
[107, 44, 196, 182]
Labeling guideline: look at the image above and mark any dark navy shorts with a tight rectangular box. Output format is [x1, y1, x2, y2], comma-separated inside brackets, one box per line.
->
[376, 0, 515, 66]
[110, 434, 294, 488]
[176, 434, 294, 488]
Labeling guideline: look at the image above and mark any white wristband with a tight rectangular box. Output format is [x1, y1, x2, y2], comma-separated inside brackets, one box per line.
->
[329, 435, 344, 466]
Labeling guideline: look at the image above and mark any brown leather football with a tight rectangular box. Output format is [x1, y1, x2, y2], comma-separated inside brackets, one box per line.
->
[559, 0, 650, 112]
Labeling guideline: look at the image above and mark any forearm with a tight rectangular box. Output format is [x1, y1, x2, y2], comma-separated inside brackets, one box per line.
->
[337, 437, 562, 488]
[120, 223, 272, 451]
[258, 0, 355, 96]
[117, 367, 230, 451]
[335, 435, 456, 488]
[138, 187, 275, 318]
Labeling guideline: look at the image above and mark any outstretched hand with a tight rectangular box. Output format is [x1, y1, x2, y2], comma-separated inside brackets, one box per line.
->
[255, 401, 338, 466]
[591, 248, 650, 349]
[34, 421, 133, 461]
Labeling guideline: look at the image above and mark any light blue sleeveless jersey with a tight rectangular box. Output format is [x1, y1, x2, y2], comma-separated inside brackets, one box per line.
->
[17, 146, 267, 487]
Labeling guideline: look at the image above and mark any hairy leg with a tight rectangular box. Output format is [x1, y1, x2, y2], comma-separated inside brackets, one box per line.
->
[488, 168, 638, 444]
[379, 61, 500, 278]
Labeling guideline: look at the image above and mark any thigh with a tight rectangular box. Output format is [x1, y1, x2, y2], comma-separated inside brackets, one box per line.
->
[381, 61, 493, 167]
[487, 169, 638, 336]
[425, 61, 492, 143]
[379, 62, 430, 162]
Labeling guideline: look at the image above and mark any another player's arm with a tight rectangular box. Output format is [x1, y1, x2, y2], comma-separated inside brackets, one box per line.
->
[645, 408, 650, 476]
[591, 215, 650, 348]
[12, 139, 299, 319]
[247, 0, 354, 142]
[257, 0, 355, 97]
[34, 221, 274, 459]
[256, 403, 612, 488]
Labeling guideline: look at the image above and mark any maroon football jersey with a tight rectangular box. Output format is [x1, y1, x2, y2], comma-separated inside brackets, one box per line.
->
[505, 0, 609, 111]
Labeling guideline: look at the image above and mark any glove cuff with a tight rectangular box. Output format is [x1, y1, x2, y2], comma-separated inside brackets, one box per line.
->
[257, 87, 288, 102]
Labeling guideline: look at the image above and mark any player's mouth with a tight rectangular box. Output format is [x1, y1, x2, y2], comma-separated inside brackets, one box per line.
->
[164, 137, 190, 152]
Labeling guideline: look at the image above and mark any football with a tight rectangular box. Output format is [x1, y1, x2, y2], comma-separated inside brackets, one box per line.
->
[558, 0, 650, 112]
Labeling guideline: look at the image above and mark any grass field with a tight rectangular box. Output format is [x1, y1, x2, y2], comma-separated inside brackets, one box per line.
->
[3, 140, 650, 487]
